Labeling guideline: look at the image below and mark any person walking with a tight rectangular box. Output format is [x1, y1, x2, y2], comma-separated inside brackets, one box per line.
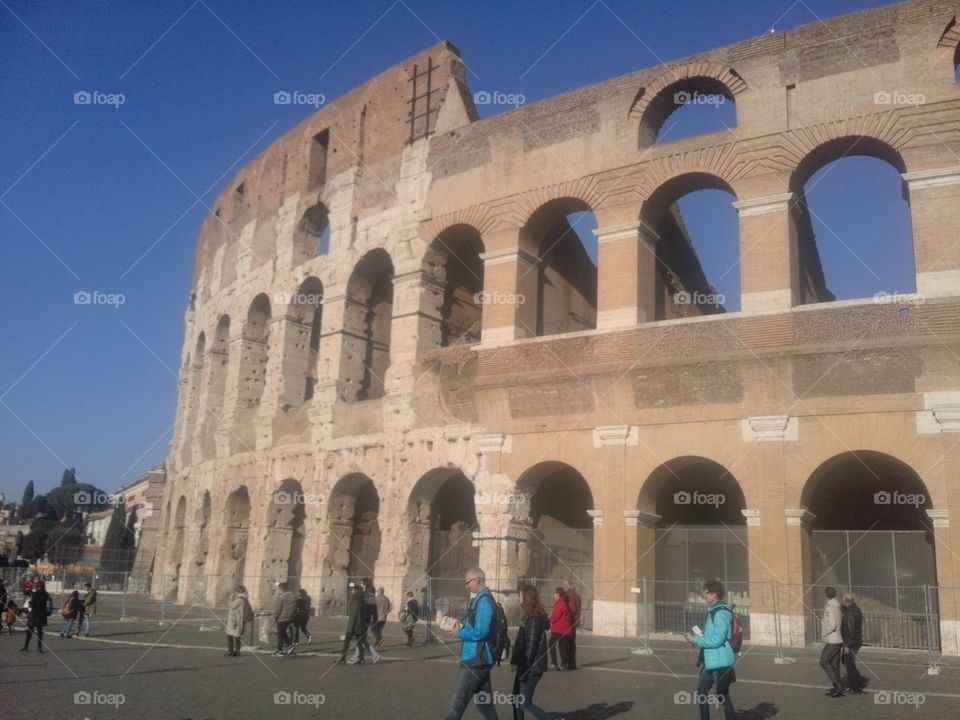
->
[292, 588, 313, 645]
[820, 586, 845, 697]
[562, 581, 581, 670]
[225, 585, 250, 657]
[445, 567, 500, 720]
[548, 587, 573, 671]
[372, 587, 391, 647]
[59, 590, 81, 637]
[683, 580, 737, 720]
[336, 584, 371, 664]
[840, 592, 867, 693]
[5, 599, 19, 634]
[21, 581, 51, 652]
[400, 590, 420, 646]
[510, 584, 556, 720]
[80, 583, 97, 636]
[272, 582, 297, 657]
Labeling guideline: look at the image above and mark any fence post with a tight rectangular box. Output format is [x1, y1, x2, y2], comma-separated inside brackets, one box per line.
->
[199, 579, 215, 631]
[158, 577, 167, 626]
[925, 584, 941, 675]
[630, 577, 653, 655]
[119, 572, 132, 622]
[772, 579, 795, 664]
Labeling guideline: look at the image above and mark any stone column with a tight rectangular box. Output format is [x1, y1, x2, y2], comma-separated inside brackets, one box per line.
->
[903, 166, 960, 299]
[479, 235, 539, 344]
[781, 508, 815, 648]
[624, 510, 660, 642]
[732, 192, 797, 314]
[313, 287, 349, 404]
[384, 267, 433, 396]
[927, 510, 959, 656]
[593, 221, 657, 329]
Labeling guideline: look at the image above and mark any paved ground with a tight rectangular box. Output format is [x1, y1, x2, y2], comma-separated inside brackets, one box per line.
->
[2, 596, 958, 719]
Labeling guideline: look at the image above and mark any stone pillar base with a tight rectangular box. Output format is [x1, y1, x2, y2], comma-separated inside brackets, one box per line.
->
[748, 612, 806, 648]
[592, 598, 637, 638]
[940, 619, 960, 657]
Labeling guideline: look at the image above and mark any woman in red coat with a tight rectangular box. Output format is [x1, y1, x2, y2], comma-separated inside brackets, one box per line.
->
[548, 587, 574, 670]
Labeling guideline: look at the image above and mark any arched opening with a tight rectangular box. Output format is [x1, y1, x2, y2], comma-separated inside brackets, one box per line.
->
[263, 479, 308, 598]
[342, 249, 393, 401]
[641, 173, 739, 318]
[167, 495, 187, 601]
[286, 277, 324, 403]
[790, 138, 914, 304]
[180, 333, 206, 466]
[638, 75, 739, 146]
[425, 226, 485, 347]
[200, 316, 230, 458]
[322, 473, 381, 613]
[407, 469, 479, 615]
[238, 294, 271, 409]
[218, 487, 251, 604]
[954, 42, 960, 82]
[517, 461, 594, 628]
[186, 491, 212, 600]
[293, 203, 331, 263]
[522, 198, 598, 337]
[802, 451, 936, 649]
[638, 457, 748, 637]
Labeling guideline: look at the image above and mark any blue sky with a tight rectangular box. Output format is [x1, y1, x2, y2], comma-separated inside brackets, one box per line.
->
[0, 0, 917, 503]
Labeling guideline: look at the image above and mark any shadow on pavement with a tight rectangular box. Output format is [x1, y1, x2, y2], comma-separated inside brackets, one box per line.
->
[737, 702, 779, 720]
[556, 700, 634, 719]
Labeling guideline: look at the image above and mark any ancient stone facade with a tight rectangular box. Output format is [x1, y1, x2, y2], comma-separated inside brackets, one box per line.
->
[152, 1, 960, 653]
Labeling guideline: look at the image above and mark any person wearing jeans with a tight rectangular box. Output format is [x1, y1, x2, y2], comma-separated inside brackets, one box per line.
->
[272, 582, 297, 656]
[511, 585, 556, 720]
[820, 586, 845, 697]
[840, 592, 866, 693]
[684, 580, 737, 720]
[446, 567, 500, 720]
[80, 584, 97, 636]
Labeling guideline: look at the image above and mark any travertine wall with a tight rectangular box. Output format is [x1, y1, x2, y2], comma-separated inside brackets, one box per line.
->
[153, 1, 960, 651]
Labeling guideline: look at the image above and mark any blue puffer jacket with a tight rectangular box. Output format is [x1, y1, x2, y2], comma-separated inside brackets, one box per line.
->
[457, 588, 495, 666]
[692, 601, 736, 670]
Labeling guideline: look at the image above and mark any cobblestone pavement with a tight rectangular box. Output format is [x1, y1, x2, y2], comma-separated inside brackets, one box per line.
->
[2, 598, 958, 719]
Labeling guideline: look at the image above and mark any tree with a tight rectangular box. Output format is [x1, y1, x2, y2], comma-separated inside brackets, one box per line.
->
[20, 517, 56, 562]
[19, 480, 35, 519]
[46, 483, 106, 519]
[100, 503, 128, 573]
[121, 506, 139, 572]
[45, 518, 86, 566]
[60, 467, 77, 485]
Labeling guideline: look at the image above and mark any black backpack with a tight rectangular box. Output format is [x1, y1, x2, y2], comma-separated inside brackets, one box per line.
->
[485, 595, 511, 666]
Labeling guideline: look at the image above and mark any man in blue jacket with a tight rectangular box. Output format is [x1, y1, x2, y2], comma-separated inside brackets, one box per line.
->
[446, 567, 500, 720]
[684, 580, 737, 720]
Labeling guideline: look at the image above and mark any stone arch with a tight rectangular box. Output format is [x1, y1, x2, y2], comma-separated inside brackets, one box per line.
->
[799, 451, 937, 647]
[216, 486, 252, 604]
[239, 293, 271, 408]
[262, 478, 308, 598]
[405, 468, 479, 606]
[185, 490, 212, 600]
[630, 62, 747, 146]
[789, 136, 913, 304]
[637, 456, 749, 636]
[321, 473, 381, 613]
[341, 249, 394, 402]
[937, 15, 960, 80]
[521, 198, 598, 336]
[283, 277, 325, 404]
[639, 172, 739, 319]
[199, 315, 230, 459]
[293, 202, 331, 264]
[424, 225, 485, 347]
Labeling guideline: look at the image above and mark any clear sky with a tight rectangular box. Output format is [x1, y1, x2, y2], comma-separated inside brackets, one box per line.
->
[1, 0, 919, 503]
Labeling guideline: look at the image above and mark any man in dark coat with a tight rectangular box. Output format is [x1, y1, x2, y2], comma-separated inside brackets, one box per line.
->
[841, 592, 867, 693]
[21, 580, 51, 652]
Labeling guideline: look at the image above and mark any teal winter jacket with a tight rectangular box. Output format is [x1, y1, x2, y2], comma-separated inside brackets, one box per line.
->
[456, 588, 495, 666]
[692, 601, 736, 670]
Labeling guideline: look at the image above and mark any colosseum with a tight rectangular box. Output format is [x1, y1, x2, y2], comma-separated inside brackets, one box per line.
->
[150, 0, 960, 655]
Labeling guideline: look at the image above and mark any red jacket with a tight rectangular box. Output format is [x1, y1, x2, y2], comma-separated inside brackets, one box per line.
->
[549, 597, 574, 635]
[566, 592, 582, 627]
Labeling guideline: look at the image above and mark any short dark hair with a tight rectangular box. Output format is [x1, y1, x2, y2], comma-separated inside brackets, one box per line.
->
[703, 580, 725, 600]
[554, 587, 566, 597]
[277, 582, 289, 591]
[83, 583, 92, 588]
[825, 586, 836, 599]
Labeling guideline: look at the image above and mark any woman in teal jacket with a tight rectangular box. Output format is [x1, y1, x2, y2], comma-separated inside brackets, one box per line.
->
[684, 580, 737, 720]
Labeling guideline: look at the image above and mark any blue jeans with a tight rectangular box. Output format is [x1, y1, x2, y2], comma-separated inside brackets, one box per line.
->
[517, 673, 554, 720]
[695, 666, 736, 720]
[446, 664, 499, 720]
